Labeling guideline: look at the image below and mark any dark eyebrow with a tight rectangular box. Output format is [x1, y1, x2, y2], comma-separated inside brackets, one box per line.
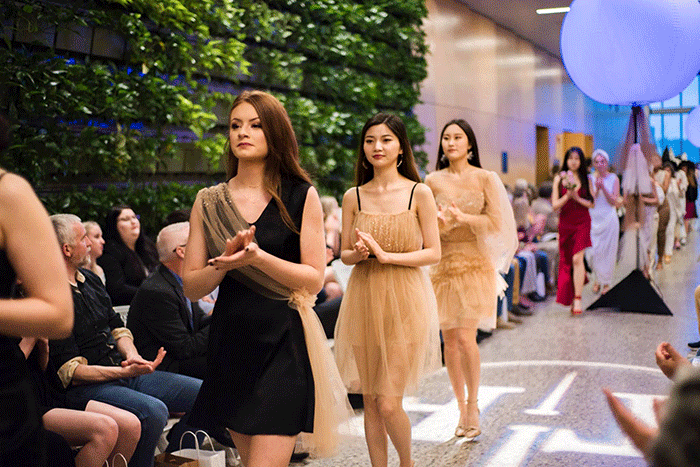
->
[230, 117, 261, 123]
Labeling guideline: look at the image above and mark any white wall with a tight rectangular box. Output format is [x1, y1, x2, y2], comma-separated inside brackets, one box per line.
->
[417, 0, 629, 184]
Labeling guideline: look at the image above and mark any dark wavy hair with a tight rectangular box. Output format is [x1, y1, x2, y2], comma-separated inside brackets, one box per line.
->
[436, 119, 481, 170]
[355, 112, 421, 186]
[561, 147, 592, 201]
[103, 205, 158, 270]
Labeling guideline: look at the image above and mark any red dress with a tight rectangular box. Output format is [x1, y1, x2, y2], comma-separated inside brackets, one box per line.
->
[556, 184, 592, 306]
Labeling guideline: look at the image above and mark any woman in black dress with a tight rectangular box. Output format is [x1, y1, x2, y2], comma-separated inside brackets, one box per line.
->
[183, 91, 351, 466]
[98, 206, 158, 305]
[0, 115, 74, 466]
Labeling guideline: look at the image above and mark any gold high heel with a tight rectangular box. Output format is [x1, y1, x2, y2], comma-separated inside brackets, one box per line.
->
[455, 400, 481, 439]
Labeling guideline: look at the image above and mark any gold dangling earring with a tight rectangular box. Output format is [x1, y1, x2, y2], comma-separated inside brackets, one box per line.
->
[362, 160, 369, 169]
[467, 150, 474, 160]
[397, 155, 403, 167]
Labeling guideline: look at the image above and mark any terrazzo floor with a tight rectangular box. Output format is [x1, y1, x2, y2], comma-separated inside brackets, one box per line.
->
[299, 230, 700, 467]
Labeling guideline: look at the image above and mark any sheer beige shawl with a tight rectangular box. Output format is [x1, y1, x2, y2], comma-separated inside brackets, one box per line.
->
[195, 183, 352, 457]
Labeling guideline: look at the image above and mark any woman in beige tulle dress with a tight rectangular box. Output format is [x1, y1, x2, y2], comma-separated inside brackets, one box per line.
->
[425, 119, 517, 440]
[334, 113, 442, 467]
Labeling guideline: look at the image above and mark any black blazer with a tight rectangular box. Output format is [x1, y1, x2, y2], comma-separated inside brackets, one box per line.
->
[127, 264, 210, 375]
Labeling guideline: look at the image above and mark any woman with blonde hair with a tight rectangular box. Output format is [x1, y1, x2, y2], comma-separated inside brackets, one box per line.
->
[589, 149, 621, 294]
[83, 221, 106, 283]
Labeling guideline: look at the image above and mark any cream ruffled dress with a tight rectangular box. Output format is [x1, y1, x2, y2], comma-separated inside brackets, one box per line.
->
[427, 169, 517, 330]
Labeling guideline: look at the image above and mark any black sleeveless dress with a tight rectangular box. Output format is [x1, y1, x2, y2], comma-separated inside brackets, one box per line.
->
[0, 202, 46, 466]
[189, 177, 315, 435]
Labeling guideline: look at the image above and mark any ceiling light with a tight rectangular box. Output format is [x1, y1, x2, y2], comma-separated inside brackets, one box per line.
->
[536, 7, 570, 14]
[534, 68, 563, 78]
[455, 37, 502, 50]
[497, 55, 540, 67]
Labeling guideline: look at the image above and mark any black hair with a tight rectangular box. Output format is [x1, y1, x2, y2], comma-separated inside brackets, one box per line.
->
[103, 205, 158, 271]
[355, 112, 421, 186]
[561, 147, 593, 201]
[436, 119, 481, 170]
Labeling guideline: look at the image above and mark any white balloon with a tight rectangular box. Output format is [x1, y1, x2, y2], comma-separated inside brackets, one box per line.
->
[686, 106, 700, 147]
[561, 0, 700, 105]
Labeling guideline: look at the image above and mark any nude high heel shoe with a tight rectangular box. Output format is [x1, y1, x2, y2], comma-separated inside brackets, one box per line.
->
[455, 400, 481, 439]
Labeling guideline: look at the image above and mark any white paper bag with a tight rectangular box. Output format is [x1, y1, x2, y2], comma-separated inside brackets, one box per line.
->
[172, 430, 226, 467]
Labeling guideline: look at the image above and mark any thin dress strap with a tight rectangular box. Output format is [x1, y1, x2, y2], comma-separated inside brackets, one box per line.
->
[407, 183, 418, 210]
[356, 186, 362, 211]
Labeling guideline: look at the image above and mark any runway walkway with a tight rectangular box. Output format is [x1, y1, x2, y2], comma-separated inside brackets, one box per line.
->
[301, 230, 700, 467]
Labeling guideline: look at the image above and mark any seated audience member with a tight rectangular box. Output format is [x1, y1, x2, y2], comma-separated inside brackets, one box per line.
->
[320, 195, 341, 259]
[164, 209, 217, 314]
[165, 208, 190, 226]
[313, 245, 344, 338]
[98, 206, 159, 305]
[49, 214, 202, 467]
[128, 222, 210, 379]
[688, 285, 700, 350]
[512, 179, 531, 231]
[20, 336, 140, 467]
[604, 341, 697, 465]
[83, 221, 106, 284]
[531, 181, 559, 236]
[531, 181, 559, 292]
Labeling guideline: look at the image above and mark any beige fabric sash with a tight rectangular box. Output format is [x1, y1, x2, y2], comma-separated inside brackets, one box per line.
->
[195, 183, 352, 457]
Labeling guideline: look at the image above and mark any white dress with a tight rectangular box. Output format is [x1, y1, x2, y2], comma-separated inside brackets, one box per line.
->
[589, 173, 619, 287]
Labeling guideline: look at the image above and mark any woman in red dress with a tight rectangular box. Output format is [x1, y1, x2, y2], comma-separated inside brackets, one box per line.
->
[552, 147, 594, 315]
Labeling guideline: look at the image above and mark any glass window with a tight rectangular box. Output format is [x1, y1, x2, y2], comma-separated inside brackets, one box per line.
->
[649, 114, 662, 145]
[683, 76, 699, 108]
[682, 112, 700, 163]
[663, 94, 681, 108]
[663, 114, 681, 156]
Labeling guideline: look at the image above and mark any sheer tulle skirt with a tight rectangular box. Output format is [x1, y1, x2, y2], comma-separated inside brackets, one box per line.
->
[334, 261, 441, 397]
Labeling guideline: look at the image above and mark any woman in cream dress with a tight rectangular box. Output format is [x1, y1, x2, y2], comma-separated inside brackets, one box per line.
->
[425, 119, 517, 439]
[334, 113, 442, 467]
[588, 149, 621, 295]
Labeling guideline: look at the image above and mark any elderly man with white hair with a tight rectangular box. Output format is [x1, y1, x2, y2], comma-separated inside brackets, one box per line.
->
[127, 222, 211, 380]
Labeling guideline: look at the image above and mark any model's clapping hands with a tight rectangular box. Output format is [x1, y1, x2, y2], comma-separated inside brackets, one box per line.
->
[208, 226, 259, 271]
[445, 201, 472, 226]
[355, 228, 392, 263]
[352, 228, 370, 261]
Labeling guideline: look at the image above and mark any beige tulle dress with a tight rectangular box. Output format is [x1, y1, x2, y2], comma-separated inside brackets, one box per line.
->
[427, 169, 517, 330]
[334, 186, 442, 397]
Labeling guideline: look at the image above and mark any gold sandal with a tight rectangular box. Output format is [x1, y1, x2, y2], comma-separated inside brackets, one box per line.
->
[455, 400, 481, 439]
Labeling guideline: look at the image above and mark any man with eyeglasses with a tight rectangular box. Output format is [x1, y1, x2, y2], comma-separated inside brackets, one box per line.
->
[128, 222, 211, 380]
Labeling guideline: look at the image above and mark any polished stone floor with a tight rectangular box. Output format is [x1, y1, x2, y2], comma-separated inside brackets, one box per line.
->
[300, 230, 700, 467]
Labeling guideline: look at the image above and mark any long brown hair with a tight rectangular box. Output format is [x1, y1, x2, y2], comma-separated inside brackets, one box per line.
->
[225, 90, 311, 232]
[355, 112, 421, 186]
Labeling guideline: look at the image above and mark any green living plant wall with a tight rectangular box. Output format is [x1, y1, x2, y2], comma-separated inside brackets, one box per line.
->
[0, 0, 428, 233]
